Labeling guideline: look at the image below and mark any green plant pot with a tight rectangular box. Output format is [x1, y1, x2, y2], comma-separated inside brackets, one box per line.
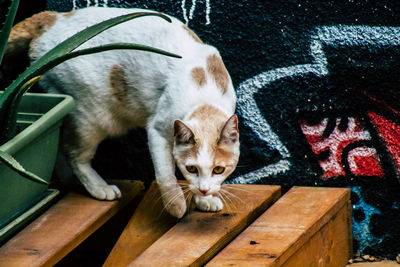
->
[0, 92, 74, 243]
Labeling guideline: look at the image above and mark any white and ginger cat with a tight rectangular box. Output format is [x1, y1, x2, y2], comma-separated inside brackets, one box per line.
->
[6, 7, 239, 218]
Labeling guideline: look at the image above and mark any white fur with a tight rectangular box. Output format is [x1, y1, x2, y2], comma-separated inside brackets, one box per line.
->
[193, 195, 223, 212]
[28, 7, 237, 218]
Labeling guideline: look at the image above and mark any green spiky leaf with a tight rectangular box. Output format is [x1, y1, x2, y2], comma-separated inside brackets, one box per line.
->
[0, 0, 18, 63]
[3, 75, 41, 139]
[0, 150, 49, 185]
[0, 8, 181, 184]
[1, 42, 180, 141]
[0, 11, 175, 143]
[48, 42, 181, 62]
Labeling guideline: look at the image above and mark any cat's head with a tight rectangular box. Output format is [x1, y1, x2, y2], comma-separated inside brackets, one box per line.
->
[172, 105, 240, 196]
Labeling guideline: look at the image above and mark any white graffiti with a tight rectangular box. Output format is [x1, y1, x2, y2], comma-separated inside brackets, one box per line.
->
[72, 0, 211, 25]
[230, 25, 400, 184]
[181, 0, 211, 25]
[73, 0, 108, 9]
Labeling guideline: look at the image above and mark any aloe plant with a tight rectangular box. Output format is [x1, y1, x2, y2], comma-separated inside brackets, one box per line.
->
[0, 0, 181, 184]
[0, 0, 17, 64]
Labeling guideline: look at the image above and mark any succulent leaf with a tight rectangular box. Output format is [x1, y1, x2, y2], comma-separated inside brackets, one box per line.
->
[0, 6, 180, 185]
[0, 0, 18, 64]
[0, 11, 174, 143]
[3, 75, 41, 139]
[0, 150, 49, 184]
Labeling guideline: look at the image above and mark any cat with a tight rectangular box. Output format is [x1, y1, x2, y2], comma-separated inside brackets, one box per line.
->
[6, 7, 239, 218]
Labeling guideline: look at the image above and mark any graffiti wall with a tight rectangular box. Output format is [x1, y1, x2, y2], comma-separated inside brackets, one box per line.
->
[47, 0, 400, 259]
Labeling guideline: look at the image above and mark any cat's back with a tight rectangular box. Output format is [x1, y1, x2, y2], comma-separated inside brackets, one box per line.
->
[13, 7, 236, 121]
[30, 7, 201, 61]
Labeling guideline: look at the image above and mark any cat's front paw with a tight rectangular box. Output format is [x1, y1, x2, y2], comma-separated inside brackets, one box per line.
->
[159, 183, 187, 218]
[85, 183, 122, 200]
[194, 195, 223, 212]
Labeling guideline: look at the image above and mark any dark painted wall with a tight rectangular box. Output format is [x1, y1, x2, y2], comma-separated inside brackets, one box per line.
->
[47, 0, 400, 259]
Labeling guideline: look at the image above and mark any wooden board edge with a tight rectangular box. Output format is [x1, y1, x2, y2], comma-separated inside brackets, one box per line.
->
[279, 199, 352, 267]
[194, 186, 281, 266]
[43, 180, 144, 267]
[273, 189, 351, 266]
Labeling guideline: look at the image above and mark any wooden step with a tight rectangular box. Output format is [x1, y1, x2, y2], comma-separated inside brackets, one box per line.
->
[207, 186, 352, 267]
[0, 180, 144, 267]
[107, 182, 281, 267]
[103, 181, 179, 266]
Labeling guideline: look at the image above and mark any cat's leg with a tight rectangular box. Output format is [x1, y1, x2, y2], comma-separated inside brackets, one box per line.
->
[64, 121, 121, 201]
[147, 126, 186, 218]
[70, 160, 121, 200]
[193, 194, 223, 212]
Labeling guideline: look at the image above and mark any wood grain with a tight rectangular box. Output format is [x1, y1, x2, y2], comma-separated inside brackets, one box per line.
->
[0, 180, 144, 267]
[207, 186, 351, 267]
[104, 181, 179, 266]
[129, 184, 281, 267]
[281, 200, 352, 267]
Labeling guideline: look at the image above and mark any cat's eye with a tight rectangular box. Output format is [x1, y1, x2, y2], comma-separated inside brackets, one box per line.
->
[213, 166, 225, 175]
[186, 165, 198, 174]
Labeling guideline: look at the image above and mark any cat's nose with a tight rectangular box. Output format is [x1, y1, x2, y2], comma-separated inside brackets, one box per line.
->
[199, 189, 209, 195]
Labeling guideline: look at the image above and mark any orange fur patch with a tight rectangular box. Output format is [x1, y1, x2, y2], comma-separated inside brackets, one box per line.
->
[109, 64, 128, 102]
[63, 10, 77, 18]
[189, 104, 227, 122]
[182, 24, 203, 43]
[190, 105, 228, 151]
[191, 67, 207, 87]
[207, 54, 229, 94]
[6, 11, 58, 57]
[214, 144, 237, 166]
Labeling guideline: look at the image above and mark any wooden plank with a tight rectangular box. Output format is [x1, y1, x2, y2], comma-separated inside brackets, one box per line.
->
[281, 200, 352, 267]
[129, 184, 281, 267]
[104, 181, 179, 266]
[207, 186, 351, 267]
[0, 180, 144, 267]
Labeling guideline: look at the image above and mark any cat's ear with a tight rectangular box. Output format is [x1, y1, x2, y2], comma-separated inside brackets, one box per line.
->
[219, 115, 239, 145]
[174, 120, 195, 145]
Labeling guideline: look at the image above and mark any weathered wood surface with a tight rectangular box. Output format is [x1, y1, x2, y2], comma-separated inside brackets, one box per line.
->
[128, 183, 281, 267]
[207, 186, 352, 267]
[0, 180, 144, 267]
[104, 181, 179, 266]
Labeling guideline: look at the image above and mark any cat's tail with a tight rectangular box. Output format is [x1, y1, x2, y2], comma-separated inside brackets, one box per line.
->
[1, 11, 58, 88]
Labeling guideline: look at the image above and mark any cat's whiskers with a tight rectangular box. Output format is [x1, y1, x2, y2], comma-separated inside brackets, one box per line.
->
[218, 189, 238, 211]
[154, 182, 192, 218]
[169, 187, 191, 204]
[216, 191, 232, 212]
[219, 188, 244, 209]
[222, 184, 252, 194]
[155, 188, 174, 205]
[177, 181, 191, 192]
[161, 187, 192, 215]
[155, 183, 188, 203]
[221, 188, 244, 204]
[184, 191, 194, 214]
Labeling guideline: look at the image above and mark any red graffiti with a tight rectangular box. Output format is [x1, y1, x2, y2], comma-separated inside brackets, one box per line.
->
[300, 117, 383, 178]
[368, 111, 400, 174]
